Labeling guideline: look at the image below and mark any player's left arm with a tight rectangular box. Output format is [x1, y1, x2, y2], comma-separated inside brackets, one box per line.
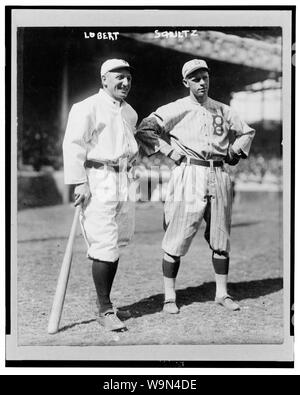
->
[225, 108, 256, 165]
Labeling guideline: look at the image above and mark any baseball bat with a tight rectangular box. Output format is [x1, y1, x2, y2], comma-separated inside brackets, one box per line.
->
[47, 205, 81, 334]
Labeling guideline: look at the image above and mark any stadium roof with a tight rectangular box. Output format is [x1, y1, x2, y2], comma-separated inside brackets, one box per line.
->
[123, 29, 282, 73]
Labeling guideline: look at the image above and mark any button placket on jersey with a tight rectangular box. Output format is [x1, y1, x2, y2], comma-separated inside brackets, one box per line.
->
[203, 108, 212, 159]
[120, 106, 133, 159]
[207, 110, 214, 157]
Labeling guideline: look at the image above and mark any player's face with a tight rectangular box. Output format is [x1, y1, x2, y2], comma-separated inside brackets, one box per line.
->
[183, 69, 209, 101]
[102, 68, 132, 101]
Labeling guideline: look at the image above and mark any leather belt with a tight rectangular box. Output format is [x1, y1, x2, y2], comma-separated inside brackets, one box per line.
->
[181, 157, 223, 167]
[84, 160, 132, 172]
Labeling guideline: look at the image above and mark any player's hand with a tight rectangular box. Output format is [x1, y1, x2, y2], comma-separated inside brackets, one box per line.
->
[225, 145, 240, 166]
[74, 182, 91, 207]
[168, 150, 185, 166]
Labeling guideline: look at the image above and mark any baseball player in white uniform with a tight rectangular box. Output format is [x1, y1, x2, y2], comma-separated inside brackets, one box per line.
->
[63, 59, 138, 331]
[136, 59, 255, 314]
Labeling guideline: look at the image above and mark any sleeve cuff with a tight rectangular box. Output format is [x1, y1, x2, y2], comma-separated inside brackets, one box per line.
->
[64, 177, 87, 185]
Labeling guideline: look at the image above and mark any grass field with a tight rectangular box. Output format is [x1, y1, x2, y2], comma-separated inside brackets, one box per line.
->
[17, 191, 283, 346]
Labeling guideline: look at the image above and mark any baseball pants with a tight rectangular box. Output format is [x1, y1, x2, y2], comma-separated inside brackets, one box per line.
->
[80, 166, 135, 262]
[162, 162, 233, 257]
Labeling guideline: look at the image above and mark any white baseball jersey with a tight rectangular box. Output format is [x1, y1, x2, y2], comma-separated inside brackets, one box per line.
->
[63, 88, 138, 262]
[63, 88, 139, 185]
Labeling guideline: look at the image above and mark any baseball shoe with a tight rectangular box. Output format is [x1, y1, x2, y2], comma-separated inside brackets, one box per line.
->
[215, 295, 240, 311]
[97, 310, 127, 331]
[116, 308, 131, 320]
[163, 299, 179, 314]
[95, 299, 131, 320]
[95, 298, 131, 320]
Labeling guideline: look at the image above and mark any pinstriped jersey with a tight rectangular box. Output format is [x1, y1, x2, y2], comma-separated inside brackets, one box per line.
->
[145, 95, 255, 160]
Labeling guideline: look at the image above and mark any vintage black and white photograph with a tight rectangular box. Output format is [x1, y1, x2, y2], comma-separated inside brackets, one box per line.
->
[6, 7, 295, 366]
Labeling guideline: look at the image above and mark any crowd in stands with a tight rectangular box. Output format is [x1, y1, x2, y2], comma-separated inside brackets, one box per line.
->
[135, 153, 282, 185]
[132, 153, 282, 202]
[18, 145, 282, 204]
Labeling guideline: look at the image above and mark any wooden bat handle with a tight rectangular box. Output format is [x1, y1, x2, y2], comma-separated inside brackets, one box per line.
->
[47, 205, 81, 334]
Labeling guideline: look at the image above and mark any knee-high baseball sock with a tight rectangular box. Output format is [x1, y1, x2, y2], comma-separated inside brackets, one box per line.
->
[162, 255, 180, 301]
[92, 259, 119, 314]
[212, 254, 229, 298]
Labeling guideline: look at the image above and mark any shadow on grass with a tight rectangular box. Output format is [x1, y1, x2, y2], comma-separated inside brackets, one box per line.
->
[54, 277, 283, 331]
[120, 277, 283, 319]
[58, 318, 96, 332]
[231, 220, 262, 228]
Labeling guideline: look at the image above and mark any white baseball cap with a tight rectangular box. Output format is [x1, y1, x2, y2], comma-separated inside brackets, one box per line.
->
[182, 59, 209, 79]
[100, 58, 132, 77]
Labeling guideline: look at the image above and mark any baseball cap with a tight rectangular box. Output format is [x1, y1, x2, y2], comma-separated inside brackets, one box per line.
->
[100, 59, 132, 77]
[182, 59, 209, 79]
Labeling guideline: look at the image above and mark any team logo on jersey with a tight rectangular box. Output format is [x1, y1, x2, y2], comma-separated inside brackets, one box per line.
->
[212, 115, 224, 136]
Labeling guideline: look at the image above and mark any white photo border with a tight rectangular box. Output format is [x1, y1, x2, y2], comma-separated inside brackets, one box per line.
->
[6, 5, 295, 367]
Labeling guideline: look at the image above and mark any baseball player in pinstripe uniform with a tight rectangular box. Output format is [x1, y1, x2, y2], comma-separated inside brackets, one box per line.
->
[136, 59, 255, 314]
[63, 59, 138, 331]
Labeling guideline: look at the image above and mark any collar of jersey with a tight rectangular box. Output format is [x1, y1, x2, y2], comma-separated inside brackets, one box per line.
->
[98, 88, 125, 107]
[188, 95, 210, 107]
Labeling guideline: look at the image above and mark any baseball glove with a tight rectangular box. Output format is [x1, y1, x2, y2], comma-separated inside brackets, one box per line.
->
[224, 145, 240, 166]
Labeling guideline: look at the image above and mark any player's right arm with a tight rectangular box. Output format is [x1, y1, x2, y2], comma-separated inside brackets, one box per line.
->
[135, 114, 164, 156]
[74, 182, 91, 207]
[135, 105, 184, 164]
[63, 102, 92, 205]
[63, 103, 92, 184]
